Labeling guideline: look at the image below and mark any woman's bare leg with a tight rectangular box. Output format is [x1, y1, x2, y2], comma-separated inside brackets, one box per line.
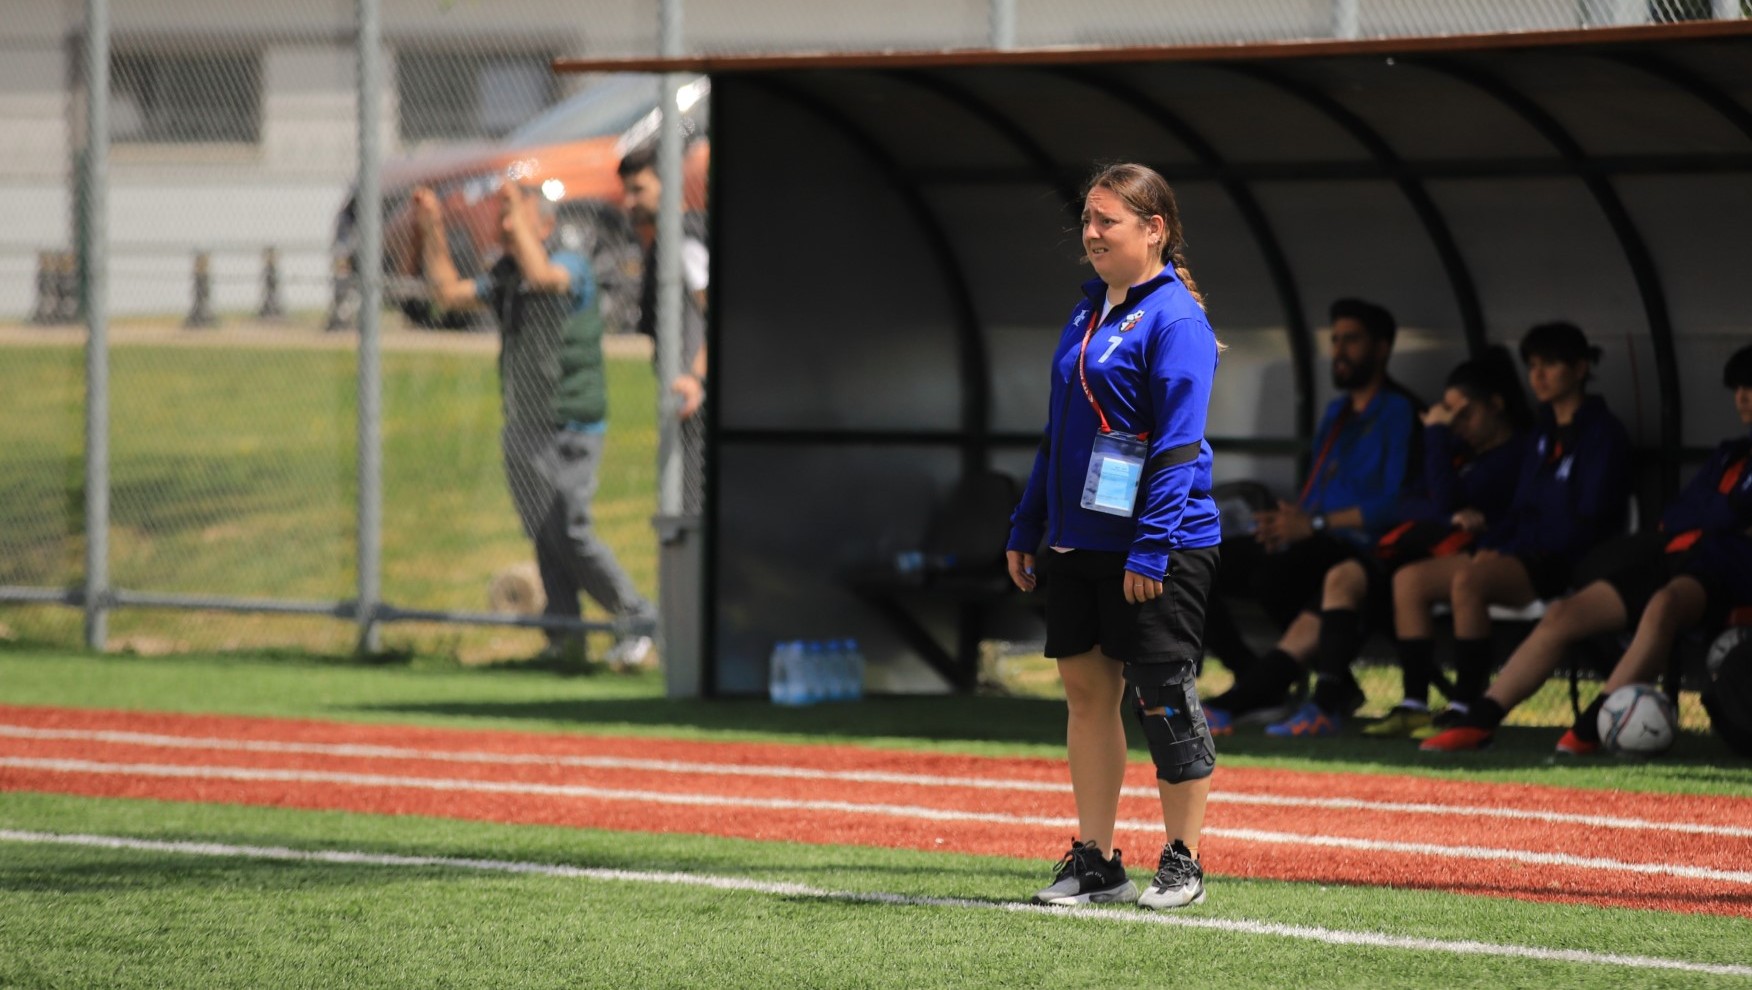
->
[1057, 649, 1127, 854]
[1483, 581, 1627, 710]
[1605, 576, 1708, 692]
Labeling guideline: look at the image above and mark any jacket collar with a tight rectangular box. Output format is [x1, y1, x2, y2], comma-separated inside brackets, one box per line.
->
[1081, 267, 1178, 313]
[1538, 393, 1608, 431]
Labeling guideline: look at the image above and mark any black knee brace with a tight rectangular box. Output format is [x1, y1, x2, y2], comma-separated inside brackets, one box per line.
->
[1128, 659, 1216, 784]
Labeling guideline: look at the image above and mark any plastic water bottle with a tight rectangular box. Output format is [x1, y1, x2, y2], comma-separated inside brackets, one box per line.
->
[801, 640, 827, 705]
[843, 638, 865, 701]
[770, 640, 807, 706]
[825, 639, 850, 701]
[768, 640, 792, 704]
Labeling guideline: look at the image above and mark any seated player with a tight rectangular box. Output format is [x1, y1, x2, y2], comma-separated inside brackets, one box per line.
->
[1386, 322, 1632, 735]
[1422, 343, 1752, 752]
[1202, 298, 1422, 726]
[1259, 348, 1533, 738]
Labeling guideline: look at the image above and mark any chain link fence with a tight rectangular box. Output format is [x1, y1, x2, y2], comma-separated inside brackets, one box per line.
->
[1, 0, 1746, 720]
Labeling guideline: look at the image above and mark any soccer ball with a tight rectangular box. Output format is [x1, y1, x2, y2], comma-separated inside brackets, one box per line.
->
[1596, 684, 1678, 756]
[1706, 627, 1751, 680]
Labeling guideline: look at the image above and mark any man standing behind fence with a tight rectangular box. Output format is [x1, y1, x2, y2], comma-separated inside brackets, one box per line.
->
[413, 182, 657, 669]
[619, 146, 709, 517]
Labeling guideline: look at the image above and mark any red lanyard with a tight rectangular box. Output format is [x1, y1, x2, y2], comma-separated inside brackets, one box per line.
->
[1076, 305, 1116, 435]
[1299, 402, 1356, 504]
[1719, 456, 1747, 495]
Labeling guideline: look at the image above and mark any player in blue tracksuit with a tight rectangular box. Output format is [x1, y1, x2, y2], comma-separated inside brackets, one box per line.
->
[1201, 299, 1424, 728]
[1423, 343, 1752, 753]
[1008, 164, 1220, 912]
[1258, 349, 1534, 739]
[1391, 322, 1630, 745]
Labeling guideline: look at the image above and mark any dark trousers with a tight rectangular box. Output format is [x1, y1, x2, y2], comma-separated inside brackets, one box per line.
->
[1203, 534, 1363, 670]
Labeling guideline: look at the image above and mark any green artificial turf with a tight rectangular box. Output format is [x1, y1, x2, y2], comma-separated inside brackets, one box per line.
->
[0, 791, 1745, 990]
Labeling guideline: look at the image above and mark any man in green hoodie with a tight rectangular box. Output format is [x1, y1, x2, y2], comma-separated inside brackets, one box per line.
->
[415, 182, 656, 668]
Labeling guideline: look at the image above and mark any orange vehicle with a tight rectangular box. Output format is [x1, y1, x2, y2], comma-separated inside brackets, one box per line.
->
[331, 75, 710, 330]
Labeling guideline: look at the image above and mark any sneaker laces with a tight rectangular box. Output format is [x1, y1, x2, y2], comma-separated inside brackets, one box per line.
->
[1050, 840, 1120, 883]
[1048, 840, 1094, 883]
[1153, 841, 1200, 886]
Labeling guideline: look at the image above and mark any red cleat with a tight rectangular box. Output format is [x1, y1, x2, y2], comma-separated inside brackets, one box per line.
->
[1555, 729, 1600, 756]
[1419, 725, 1493, 752]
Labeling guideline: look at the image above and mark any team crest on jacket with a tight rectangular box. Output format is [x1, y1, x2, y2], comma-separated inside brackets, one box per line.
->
[1119, 310, 1145, 333]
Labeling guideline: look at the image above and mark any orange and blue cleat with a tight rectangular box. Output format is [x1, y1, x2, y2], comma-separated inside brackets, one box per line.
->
[1264, 702, 1341, 738]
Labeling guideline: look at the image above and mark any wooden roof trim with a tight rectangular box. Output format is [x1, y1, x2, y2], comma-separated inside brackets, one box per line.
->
[553, 18, 1752, 75]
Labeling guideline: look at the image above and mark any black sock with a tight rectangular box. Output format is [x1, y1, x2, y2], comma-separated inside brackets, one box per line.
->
[1464, 697, 1508, 729]
[1396, 637, 1436, 708]
[1573, 695, 1607, 743]
[1309, 609, 1365, 713]
[1452, 637, 1496, 704]
[1313, 609, 1365, 681]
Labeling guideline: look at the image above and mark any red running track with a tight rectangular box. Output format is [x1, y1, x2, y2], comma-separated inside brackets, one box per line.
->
[0, 704, 1747, 918]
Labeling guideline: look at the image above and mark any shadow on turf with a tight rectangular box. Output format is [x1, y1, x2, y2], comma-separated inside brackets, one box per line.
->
[1214, 721, 1752, 779]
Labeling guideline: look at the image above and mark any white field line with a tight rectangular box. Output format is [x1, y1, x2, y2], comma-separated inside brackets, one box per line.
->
[3, 723, 1746, 840]
[4, 755, 1751, 886]
[0, 828, 1746, 979]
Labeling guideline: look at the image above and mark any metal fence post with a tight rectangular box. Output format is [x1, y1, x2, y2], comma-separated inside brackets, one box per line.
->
[83, 0, 110, 652]
[355, 0, 384, 653]
[990, 0, 1017, 49]
[655, 0, 704, 698]
[1332, 0, 1360, 39]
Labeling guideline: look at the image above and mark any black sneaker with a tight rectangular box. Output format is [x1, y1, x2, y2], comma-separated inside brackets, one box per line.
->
[1137, 840, 1205, 909]
[1031, 840, 1139, 906]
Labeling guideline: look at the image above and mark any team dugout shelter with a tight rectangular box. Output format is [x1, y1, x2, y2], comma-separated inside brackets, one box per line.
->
[557, 20, 1752, 697]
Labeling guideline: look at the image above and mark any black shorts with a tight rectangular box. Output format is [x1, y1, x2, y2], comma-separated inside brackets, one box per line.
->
[1579, 534, 1675, 618]
[1681, 531, 1752, 629]
[1512, 551, 1576, 602]
[1279, 535, 1370, 619]
[1040, 546, 1219, 666]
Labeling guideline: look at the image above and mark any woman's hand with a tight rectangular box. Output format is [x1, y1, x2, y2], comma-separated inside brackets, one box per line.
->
[411, 187, 442, 233]
[1422, 400, 1460, 428]
[1006, 550, 1037, 592]
[1124, 569, 1163, 605]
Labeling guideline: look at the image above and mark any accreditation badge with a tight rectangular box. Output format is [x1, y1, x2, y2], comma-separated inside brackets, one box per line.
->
[1081, 431, 1149, 517]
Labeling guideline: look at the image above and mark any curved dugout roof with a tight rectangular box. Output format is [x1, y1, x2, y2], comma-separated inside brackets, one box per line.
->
[564, 24, 1752, 694]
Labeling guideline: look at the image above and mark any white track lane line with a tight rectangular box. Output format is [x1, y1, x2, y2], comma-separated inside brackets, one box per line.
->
[3, 723, 1746, 840]
[0, 828, 1746, 978]
[4, 755, 1750, 885]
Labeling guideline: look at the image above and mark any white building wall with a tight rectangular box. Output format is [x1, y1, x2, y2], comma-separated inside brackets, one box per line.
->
[0, 0, 1696, 318]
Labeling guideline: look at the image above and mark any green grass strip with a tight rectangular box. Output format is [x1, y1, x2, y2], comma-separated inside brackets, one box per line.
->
[0, 791, 1748, 990]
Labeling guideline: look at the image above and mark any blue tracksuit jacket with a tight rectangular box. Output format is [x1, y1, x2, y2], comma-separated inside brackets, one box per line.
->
[1300, 384, 1424, 545]
[1660, 431, 1752, 536]
[1006, 270, 1220, 581]
[1481, 394, 1631, 563]
[1397, 424, 1529, 527]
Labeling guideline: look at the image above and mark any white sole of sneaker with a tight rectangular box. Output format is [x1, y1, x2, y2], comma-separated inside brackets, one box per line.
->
[1033, 881, 1139, 906]
[1137, 885, 1206, 910]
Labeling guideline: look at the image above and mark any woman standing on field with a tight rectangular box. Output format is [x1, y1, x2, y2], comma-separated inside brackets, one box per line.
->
[1007, 162, 1222, 909]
